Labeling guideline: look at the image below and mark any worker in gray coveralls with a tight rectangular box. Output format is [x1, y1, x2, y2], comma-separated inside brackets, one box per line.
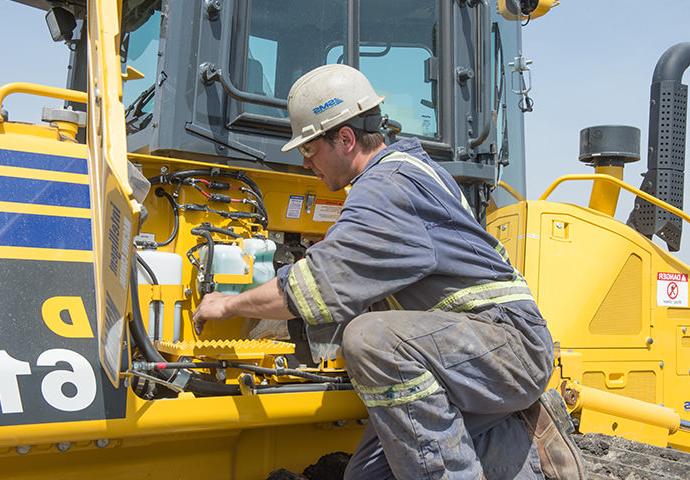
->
[193, 64, 585, 480]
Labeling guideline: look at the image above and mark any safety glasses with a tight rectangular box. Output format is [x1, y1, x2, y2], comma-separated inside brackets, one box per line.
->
[297, 138, 319, 158]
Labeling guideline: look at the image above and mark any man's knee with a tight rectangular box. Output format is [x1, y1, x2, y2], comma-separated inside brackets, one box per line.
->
[341, 311, 392, 365]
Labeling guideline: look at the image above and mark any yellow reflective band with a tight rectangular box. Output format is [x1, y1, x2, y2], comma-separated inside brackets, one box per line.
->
[433, 277, 529, 311]
[495, 242, 510, 263]
[352, 370, 432, 394]
[449, 293, 535, 313]
[352, 371, 441, 407]
[385, 294, 403, 310]
[287, 263, 317, 325]
[296, 259, 334, 324]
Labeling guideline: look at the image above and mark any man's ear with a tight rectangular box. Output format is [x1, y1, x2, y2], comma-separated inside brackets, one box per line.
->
[340, 126, 357, 153]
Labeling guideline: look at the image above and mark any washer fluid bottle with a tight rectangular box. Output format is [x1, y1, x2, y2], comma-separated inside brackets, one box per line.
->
[242, 238, 277, 291]
[199, 244, 245, 295]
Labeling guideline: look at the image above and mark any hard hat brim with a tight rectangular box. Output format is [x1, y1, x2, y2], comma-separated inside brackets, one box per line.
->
[281, 131, 322, 153]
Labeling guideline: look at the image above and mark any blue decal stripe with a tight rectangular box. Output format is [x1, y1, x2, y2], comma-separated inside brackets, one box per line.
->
[0, 212, 92, 250]
[0, 149, 88, 174]
[0, 176, 90, 208]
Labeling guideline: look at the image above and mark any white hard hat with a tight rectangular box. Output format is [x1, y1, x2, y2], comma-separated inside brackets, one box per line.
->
[281, 64, 385, 152]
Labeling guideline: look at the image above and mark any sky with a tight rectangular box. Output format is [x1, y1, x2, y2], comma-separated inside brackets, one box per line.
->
[522, 0, 690, 263]
[1, 0, 689, 263]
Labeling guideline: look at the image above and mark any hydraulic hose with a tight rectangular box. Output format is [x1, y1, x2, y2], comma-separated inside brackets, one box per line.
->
[134, 360, 349, 384]
[193, 223, 240, 239]
[154, 188, 179, 247]
[136, 253, 158, 284]
[149, 169, 267, 226]
[128, 262, 176, 381]
[128, 260, 240, 396]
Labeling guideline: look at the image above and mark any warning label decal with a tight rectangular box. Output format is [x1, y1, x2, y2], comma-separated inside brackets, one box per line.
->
[657, 272, 689, 307]
[313, 200, 343, 222]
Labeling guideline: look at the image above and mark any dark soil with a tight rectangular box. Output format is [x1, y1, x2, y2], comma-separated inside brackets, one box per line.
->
[575, 433, 690, 479]
[266, 452, 351, 480]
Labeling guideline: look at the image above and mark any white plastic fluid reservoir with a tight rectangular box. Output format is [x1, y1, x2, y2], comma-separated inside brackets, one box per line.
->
[200, 244, 245, 294]
[243, 238, 277, 289]
[137, 250, 183, 285]
[136, 250, 183, 340]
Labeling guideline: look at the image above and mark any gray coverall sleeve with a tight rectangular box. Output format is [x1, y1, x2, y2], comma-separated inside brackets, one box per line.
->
[282, 174, 437, 326]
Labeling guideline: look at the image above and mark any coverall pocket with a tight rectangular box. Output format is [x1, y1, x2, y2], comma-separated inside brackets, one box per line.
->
[500, 305, 547, 326]
[420, 439, 448, 478]
[431, 319, 507, 369]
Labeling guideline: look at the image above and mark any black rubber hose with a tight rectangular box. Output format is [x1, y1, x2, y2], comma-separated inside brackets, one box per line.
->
[154, 188, 179, 247]
[194, 223, 240, 239]
[234, 172, 263, 200]
[232, 363, 348, 383]
[191, 228, 215, 295]
[186, 376, 240, 396]
[168, 169, 264, 200]
[128, 262, 175, 380]
[136, 253, 158, 284]
[128, 261, 241, 396]
[138, 361, 349, 384]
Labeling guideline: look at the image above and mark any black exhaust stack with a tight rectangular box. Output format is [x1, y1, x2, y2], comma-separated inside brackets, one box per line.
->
[628, 43, 690, 252]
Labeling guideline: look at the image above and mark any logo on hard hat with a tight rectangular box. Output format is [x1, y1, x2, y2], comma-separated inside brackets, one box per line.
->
[312, 97, 344, 115]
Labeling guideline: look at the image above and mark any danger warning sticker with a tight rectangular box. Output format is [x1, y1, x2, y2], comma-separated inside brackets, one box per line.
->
[657, 272, 689, 307]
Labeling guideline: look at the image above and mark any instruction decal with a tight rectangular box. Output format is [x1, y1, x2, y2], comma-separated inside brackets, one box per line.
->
[313, 200, 343, 222]
[657, 272, 688, 307]
[286, 195, 304, 219]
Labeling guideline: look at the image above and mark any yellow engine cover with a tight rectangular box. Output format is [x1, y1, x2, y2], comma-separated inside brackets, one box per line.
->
[488, 200, 690, 451]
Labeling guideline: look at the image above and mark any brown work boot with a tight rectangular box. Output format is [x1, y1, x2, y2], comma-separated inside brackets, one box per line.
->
[519, 389, 586, 479]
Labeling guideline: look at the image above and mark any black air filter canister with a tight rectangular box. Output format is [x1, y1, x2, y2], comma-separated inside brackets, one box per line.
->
[579, 125, 641, 166]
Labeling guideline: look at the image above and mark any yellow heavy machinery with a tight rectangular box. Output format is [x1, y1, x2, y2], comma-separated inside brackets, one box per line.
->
[1, 0, 689, 478]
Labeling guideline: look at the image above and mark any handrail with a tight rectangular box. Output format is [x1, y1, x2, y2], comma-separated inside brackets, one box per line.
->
[497, 180, 525, 202]
[539, 174, 690, 225]
[0, 82, 87, 123]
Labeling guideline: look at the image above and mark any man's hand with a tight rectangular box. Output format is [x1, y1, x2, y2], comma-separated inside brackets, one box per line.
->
[192, 292, 233, 335]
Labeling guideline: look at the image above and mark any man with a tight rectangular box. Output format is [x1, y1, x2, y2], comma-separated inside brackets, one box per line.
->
[193, 64, 584, 479]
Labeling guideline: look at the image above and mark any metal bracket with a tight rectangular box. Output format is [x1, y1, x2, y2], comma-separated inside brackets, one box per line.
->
[509, 55, 534, 112]
[205, 0, 222, 20]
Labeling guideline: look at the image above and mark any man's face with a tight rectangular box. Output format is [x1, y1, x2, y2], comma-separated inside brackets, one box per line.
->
[299, 132, 352, 191]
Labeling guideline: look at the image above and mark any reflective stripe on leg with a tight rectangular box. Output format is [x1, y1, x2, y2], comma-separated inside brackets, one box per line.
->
[351, 370, 441, 408]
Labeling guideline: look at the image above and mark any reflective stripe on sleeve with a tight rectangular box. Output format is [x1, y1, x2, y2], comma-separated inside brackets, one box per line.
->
[351, 370, 441, 408]
[433, 276, 534, 313]
[380, 152, 475, 218]
[287, 258, 334, 325]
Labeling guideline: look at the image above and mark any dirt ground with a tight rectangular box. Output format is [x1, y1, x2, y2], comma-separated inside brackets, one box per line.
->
[576, 433, 690, 479]
[267, 433, 690, 479]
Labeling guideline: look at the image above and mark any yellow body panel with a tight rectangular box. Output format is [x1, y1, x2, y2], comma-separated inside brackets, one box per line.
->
[489, 199, 690, 451]
[0, 111, 363, 478]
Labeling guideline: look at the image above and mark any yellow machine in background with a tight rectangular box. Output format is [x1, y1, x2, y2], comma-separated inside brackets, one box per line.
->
[1, 0, 690, 478]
